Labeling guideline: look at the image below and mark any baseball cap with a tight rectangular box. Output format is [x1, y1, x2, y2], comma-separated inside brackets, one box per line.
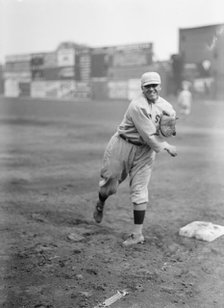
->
[141, 72, 161, 86]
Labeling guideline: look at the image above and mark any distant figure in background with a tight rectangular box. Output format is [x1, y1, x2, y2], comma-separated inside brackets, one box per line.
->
[177, 81, 193, 116]
[93, 72, 177, 246]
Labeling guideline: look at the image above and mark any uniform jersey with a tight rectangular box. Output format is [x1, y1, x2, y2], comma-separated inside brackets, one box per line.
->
[117, 93, 176, 153]
[98, 92, 176, 205]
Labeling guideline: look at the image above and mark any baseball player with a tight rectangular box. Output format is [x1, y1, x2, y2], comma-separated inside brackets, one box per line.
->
[177, 80, 193, 116]
[93, 72, 177, 246]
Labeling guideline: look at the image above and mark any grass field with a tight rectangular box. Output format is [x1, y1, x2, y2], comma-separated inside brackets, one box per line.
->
[0, 96, 224, 308]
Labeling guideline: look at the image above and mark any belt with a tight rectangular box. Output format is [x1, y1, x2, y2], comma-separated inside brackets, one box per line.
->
[119, 134, 142, 146]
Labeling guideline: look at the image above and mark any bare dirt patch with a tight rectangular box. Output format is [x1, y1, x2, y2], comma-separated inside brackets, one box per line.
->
[0, 97, 224, 308]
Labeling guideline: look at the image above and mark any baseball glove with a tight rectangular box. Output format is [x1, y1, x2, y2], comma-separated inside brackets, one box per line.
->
[159, 114, 177, 137]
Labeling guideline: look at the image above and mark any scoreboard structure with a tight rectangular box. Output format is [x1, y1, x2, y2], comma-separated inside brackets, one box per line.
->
[179, 23, 224, 98]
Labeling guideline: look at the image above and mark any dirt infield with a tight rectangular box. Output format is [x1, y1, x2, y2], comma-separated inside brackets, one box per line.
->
[0, 96, 224, 308]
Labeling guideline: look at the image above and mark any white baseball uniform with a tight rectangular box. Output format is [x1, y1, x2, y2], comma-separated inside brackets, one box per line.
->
[178, 89, 192, 115]
[99, 92, 176, 205]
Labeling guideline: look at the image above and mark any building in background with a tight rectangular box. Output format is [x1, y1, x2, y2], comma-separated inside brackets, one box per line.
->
[179, 23, 224, 99]
[0, 65, 4, 94]
[2, 41, 157, 100]
[2, 23, 223, 100]
[4, 53, 31, 97]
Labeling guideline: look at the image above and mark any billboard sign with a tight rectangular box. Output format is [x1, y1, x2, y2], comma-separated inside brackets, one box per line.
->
[108, 81, 128, 99]
[4, 79, 20, 97]
[57, 49, 75, 67]
[5, 54, 31, 63]
[74, 82, 91, 98]
[31, 80, 76, 98]
[5, 61, 30, 72]
[4, 71, 31, 81]
[43, 52, 57, 68]
[112, 43, 153, 67]
[58, 66, 75, 79]
[58, 81, 76, 98]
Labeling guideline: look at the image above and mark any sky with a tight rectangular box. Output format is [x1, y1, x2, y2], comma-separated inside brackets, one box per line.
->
[0, 0, 223, 63]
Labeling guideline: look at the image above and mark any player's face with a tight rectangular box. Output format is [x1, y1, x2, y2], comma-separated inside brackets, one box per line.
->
[142, 84, 161, 102]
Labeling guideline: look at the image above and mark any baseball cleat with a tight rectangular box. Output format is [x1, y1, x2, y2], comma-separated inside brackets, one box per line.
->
[122, 233, 145, 247]
[93, 200, 104, 223]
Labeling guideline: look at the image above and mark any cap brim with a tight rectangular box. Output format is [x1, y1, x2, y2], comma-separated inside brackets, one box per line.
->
[142, 81, 160, 86]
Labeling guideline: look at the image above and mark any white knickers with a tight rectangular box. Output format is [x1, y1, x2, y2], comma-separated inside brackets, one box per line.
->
[99, 133, 156, 204]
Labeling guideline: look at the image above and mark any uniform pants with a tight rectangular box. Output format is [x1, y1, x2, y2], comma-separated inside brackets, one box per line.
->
[99, 133, 156, 205]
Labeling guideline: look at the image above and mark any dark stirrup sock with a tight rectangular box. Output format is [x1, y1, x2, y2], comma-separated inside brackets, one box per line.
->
[133, 210, 145, 224]
[99, 192, 107, 203]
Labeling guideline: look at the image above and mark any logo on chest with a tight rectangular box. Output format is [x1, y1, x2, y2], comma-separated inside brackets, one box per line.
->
[141, 108, 161, 124]
[148, 113, 161, 124]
